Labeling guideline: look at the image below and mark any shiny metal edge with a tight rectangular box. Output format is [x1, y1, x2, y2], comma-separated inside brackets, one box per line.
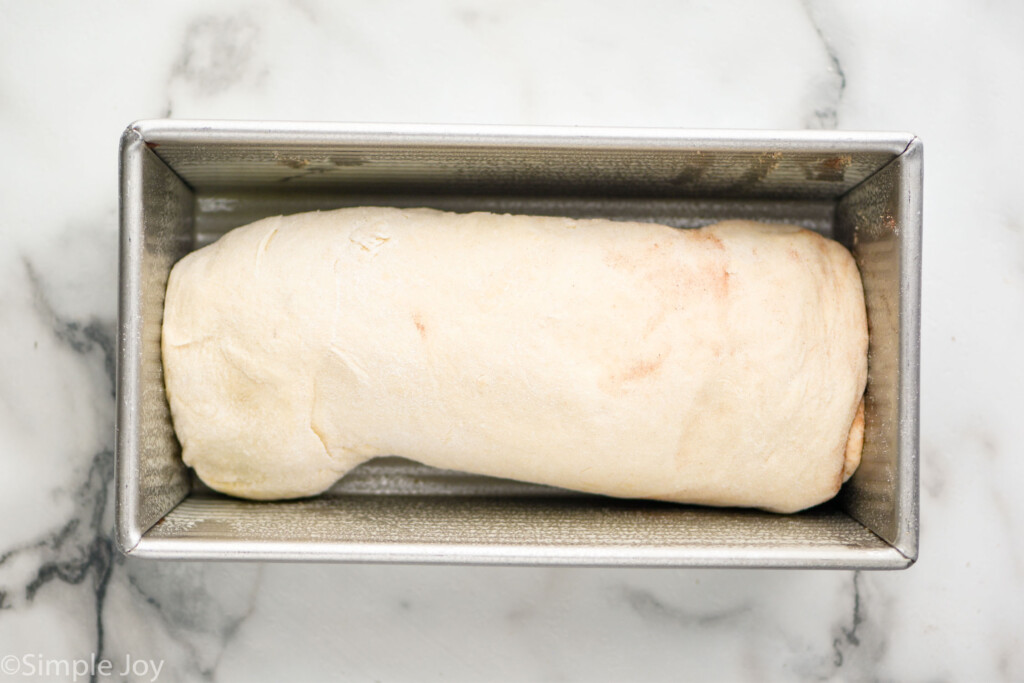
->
[116, 127, 146, 553]
[833, 138, 922, 564]
[130, 119, 915, 155]
[895, 138, 923, 561]
[116, 127, 193, 553]
[126, 536, 911, 569]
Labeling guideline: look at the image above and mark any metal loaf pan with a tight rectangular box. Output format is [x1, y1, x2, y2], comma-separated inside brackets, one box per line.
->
[117, 121, 921, 568]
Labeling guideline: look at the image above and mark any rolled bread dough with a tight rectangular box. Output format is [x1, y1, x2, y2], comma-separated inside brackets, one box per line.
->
[162, 207, 868, 513]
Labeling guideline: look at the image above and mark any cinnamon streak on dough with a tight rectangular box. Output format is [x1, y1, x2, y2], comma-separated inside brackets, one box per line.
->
[162, 207, 868, 513]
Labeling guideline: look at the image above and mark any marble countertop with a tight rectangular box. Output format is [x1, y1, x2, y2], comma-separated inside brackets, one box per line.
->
[1, 1, 1022, 681]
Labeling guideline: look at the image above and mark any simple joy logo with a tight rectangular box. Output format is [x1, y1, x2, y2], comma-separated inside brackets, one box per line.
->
[1, 653, 165, 681]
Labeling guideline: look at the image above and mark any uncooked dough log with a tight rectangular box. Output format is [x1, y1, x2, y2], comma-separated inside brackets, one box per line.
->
[162, 207, 868, 513]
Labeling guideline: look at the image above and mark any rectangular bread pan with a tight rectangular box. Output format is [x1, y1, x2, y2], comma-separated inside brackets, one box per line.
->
[117, 120, 921, 568]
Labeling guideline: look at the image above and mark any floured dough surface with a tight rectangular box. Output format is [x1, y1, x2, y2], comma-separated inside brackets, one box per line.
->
[162, 207, 868, 513]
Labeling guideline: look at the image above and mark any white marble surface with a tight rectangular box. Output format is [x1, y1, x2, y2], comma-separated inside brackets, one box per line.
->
[1, 0, 1022, 680]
